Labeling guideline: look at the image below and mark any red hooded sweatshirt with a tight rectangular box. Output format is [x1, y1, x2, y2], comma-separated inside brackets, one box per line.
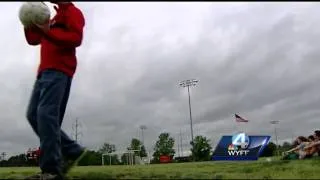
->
[24, 3, 85, 77]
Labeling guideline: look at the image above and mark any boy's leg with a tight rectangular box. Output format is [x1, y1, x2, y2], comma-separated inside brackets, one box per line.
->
[36, 70, 70, 176]
[58, 77, 84, 160]
[57, 76, 87, 175]
[26, 72, 84, 162]
[26, 79, 41, 136]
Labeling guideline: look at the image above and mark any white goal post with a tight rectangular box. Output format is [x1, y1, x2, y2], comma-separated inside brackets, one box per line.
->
[101, 149, 141, 166]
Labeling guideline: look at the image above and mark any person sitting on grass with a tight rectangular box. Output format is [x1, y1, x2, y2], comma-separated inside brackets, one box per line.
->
[304, 130, 320, 156]
[302, 135, 319, 158]
[316, 130, 320, 155]
[284, 136, 311, 160]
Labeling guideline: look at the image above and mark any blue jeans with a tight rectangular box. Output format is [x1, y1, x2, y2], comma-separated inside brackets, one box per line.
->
[26, 69, 83, 175]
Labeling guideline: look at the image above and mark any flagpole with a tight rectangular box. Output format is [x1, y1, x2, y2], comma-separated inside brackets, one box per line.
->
[235, 117, 238, 134]
[244, 119, 247, 134]
[233, 118, 237, 134]
[234, 114, 239, 134]
[234, 114, 238, 134]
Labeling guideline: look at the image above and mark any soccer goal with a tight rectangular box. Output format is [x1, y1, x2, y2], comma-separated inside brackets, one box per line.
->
[101, 149, 142, 166]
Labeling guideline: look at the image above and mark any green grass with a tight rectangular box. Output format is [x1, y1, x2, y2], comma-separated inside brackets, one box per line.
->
[1, 157, 319, 179]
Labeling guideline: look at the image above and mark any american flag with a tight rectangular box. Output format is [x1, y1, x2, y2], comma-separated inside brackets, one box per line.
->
[235, 114, 249, 123]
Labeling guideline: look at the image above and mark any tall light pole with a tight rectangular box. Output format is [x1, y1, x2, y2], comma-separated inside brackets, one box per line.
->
[140, 125, 147, 145]
[179, 129, 183, 157]
[179, 79, 199, 151]
[270, 120, 279, 156]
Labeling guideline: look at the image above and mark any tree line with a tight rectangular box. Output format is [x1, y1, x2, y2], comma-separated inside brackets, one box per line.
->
[0, 132, 293, 167]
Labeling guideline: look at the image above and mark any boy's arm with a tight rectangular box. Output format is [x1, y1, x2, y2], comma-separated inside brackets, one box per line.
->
[313, 141, 320, 146]
[42, 7, 85, 47]
[304, 141, 320, 150]
[286, 144, 301, 153]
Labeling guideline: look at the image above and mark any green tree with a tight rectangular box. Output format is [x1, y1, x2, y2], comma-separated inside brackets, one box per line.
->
[191, 135, 212, 161]
[279, 141, 293, 152]
[120, 152, 138, 165]
[78, 150, 120, 166]
[120, 153, 130, 165]
[4, 154, 27, 167]
[152, 132, 175, 163]
[260, 142, 277, 157]
[99, 143, 116, 154]
[128, 138, 147, 157]
[121, 138, 148, 165]
[78, 150, 102, 166]
[103, 154, 120, 165]
[97, 143, 120, 165]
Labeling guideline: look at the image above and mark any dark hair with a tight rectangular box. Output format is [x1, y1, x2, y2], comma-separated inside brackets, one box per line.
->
[315, 130, 320, 138]
[292, 140, 299, 146]
[308, 135, 315, 141]
[297, 136, 309, 142]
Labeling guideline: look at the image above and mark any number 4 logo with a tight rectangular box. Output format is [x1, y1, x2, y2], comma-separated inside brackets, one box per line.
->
[232, 133, 246, 146]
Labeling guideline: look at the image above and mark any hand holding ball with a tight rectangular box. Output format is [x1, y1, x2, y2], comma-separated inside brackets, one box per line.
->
[19, 2, 51, 28]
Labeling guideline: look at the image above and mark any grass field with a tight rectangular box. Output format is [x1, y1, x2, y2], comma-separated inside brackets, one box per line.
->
[1, 157, 319, 179]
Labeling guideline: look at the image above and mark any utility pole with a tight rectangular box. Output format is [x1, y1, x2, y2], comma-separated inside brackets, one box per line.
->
[177, 136, 180, 157]
[72, 118, 82, 143]
[180, 129, 183, 157]
[1, 152, 6, 161]
[179, 79, 198, 158]
[270, 120, 279, 156]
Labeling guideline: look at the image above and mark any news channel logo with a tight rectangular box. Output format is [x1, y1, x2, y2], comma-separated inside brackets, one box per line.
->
[227, 132, 250, 156]
[212, 132, 270, 161]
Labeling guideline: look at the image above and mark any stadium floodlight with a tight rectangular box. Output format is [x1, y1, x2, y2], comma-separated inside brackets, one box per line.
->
[179, 79, 199, 156]
[140, 125, 147, 145]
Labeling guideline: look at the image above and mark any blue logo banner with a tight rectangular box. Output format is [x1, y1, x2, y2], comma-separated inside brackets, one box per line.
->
[212, 132, 271, 161]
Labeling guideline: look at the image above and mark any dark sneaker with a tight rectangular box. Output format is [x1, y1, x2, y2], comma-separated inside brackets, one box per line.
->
[40, 173, 62, 180]
[24, 173, 62, 180]
[62, 149, 88, 175]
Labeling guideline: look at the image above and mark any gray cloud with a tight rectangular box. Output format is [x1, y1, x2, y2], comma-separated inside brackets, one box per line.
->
[0, 2, 319, 157]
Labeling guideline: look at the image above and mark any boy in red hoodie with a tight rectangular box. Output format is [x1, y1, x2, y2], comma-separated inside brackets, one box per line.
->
[24, 1, 87, 179]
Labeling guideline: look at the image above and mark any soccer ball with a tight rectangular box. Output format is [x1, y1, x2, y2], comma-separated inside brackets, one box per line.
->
[18, 2, 51, 27]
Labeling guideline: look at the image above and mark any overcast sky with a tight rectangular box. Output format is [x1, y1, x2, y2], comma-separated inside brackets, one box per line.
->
[0, 2, 319, 157]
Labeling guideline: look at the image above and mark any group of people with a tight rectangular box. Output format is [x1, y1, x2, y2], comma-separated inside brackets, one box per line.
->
[282, 130, 320, 160]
